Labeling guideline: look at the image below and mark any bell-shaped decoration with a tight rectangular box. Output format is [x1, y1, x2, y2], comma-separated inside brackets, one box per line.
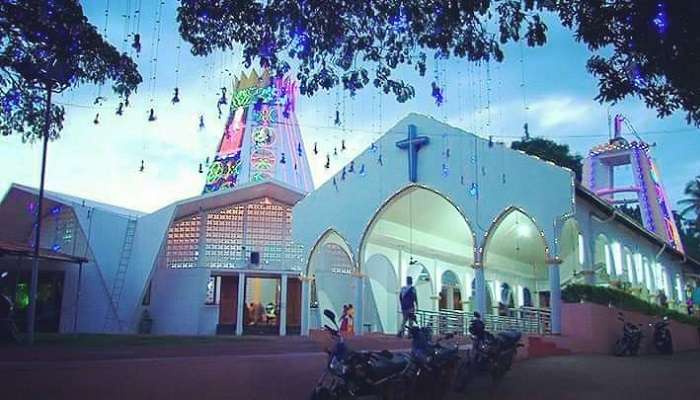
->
[297, 143, 303, 157]
[333, 147, 338, 156]
[334, 110, 341, 126]
[139, 160, 145, 172]
[313, 142, 318, 155]
[198, 163, 203, 174]
[348, 161, 355, 173]
[324, 154, 330, 169]
[341, 140, 346, 151]
[199, 115, 205, 130]
[378, 154, 383, 166]
[359, 163, 366, 176]
[148, 108, 156, 122]
[341, 167, 346, 180]
[171, 87, 180, 104]
[116, 102, 124, 116]
[280, 152, 287, 164]
[93, 113, 100, 125]
[132, 33, 142, 53]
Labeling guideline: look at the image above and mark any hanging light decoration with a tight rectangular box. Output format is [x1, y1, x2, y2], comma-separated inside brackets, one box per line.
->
[148, 108, 157, 122]
[441, 163, 449, 177]
[199, 115, 205, 130]
[324, 154, 330, 169]
[139, 160, 145, 172]
[370, 142, 377, 153]
[116, 102, 124, 116]
[280, 152, 287, 164]
[469, 183, 478, 197]
[348, 161, 355, 173]
[132, 33, 142, 53]
[297, 143, 303, 157]
[198, 163, 203, 173]
[431, 81, 444, 106]
[313, 142, 318, 155]
[93, 113, 100, 125]
[333, 147, 338, 156]
[378, 154, 383, 166]
[171, 87, 180, 104]
[334, 110, 341, 126]
[359, 163, 366, 176]
[341, 140, 346, 151]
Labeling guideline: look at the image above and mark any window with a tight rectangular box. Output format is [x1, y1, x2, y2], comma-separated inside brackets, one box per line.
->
[577, 234, 585, 265]
[206, 276, 223, 305]
[611, 242, 623, 276]
[675, 274, 683, 301]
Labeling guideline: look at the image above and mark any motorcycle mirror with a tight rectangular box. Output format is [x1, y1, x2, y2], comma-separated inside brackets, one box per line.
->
[324, 309, 337, 323]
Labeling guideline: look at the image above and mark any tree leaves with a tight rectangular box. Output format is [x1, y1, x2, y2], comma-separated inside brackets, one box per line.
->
[177, 0, 549, 103]
[0, 0, 142, 142]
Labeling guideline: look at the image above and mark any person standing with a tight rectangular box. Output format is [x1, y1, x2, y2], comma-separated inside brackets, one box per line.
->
[398, 276, 418, 338]
[339, 304, 349, 335]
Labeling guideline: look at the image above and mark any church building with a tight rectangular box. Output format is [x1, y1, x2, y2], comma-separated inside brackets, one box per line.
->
[1, 73, 697, 337]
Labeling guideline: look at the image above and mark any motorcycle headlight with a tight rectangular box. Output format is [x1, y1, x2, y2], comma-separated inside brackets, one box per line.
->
[330, 357, 349, 376]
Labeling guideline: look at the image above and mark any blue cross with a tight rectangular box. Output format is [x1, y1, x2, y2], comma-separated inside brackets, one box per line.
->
[396, 124, 430, 183]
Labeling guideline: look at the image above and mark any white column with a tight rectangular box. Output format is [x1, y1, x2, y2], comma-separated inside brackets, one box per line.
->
[279, 274, 288, 336]
[235, 273, 246, 336]
[474, 265, 487, 316]
[446, 286, 454, 309]
[549, 259, 562, 335]
[354, 273, 364, 335]
[300, 277, 310, 336]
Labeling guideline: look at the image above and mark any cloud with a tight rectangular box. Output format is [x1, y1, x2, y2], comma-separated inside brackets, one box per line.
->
[529, 96, 593, 129]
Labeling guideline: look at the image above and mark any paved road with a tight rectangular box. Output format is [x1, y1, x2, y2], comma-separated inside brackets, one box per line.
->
[3, 349, 700, 400]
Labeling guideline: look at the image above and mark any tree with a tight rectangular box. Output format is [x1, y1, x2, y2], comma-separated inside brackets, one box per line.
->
[177, 0, 549, 102]
[1, 0, 141, 142]
[1, 0, 141, 344]
[510, 137, 583, 180]
[679, 176, 700, 229]
[177, 1, 700, 126]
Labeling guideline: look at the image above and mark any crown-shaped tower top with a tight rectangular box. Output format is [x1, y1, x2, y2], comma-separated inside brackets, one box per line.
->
[202, 69, 314, 195]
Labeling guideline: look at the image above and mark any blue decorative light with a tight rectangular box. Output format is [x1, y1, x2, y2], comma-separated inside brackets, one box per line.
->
[359, 163, 366, 176]
[441, 163, 449, 177]
[50, 206, 61, 215]
[653, 3, 668, 34]
[51, 244, 61, 252]
[469, 183, 479, 197]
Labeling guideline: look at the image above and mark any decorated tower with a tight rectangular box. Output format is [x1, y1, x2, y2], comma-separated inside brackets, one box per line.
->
[582, 115, 684, 252]
[203, 70, 314, 194]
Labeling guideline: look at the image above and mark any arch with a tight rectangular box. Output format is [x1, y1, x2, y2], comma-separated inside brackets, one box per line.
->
[406, 262, 435, 311]
[359, 184, 476, 322]
[593, 234, 612, 282]
[439, 270, 463, 310]
[306, 229, 357, 327]
[358, 184, 477, 268]
[482, 207, 550, 263]
[482, 207, 549, 313]
[558, 218, 582, 285]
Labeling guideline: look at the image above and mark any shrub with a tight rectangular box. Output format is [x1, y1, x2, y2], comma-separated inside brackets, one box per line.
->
[562, 284, 700, 327]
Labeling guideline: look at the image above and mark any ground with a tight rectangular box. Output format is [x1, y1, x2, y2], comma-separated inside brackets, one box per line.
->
[2, 335, 699, 400]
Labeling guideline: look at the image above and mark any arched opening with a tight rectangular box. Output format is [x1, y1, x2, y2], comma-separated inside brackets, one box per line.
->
[559, 219, 582, 286]
[359, 186, 475, 333]
[439, 270, 463, 310]
[482, 208, 549, 313]
[593, 234, 612, 284]
[306, 230, 356, 329]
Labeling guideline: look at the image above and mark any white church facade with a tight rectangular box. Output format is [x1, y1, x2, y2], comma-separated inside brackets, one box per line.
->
[1, 74, 698, 337]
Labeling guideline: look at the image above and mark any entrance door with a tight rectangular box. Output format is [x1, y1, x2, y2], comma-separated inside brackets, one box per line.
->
[286, 278, 302, 335]
[219, 276, 239, 331]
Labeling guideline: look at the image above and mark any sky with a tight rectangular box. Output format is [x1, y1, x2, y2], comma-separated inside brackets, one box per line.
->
[1, 1, 699, 214]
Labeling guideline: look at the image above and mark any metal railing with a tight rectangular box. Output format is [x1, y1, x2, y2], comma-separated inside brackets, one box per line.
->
[413, 306, 551, 336]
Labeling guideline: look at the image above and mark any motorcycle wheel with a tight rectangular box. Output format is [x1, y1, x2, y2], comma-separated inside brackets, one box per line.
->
[453, 359, 473, 393]
[613, 339, 628, 357]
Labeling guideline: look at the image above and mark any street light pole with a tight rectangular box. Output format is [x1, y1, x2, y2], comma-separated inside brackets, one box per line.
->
[26, 82, 52, 345]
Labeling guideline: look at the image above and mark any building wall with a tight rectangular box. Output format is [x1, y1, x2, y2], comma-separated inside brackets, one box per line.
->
[148, 265, 211, 335]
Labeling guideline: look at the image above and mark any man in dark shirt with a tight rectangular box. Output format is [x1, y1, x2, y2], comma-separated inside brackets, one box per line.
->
[398, 276, 418, 337]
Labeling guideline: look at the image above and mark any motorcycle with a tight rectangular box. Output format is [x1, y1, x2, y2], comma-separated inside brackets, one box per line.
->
[613, 312, 643, 356]
[406, 317, 460, 399]
[650, 316, 673, 354]
[310, 309, 413, 400]
[454, 312, 522, 391]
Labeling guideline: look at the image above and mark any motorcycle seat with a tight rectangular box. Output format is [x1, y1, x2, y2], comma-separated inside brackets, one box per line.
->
[497, 330, 521, 346]
[369, 353, 409, 380]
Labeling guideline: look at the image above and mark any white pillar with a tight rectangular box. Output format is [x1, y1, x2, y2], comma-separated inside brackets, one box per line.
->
[475, 265, 487, 316]
[354, 274, 364, 335]
[235, 273, 246, 336]
[446, 286, 454, 309]
[279, 274, 288, 336]
[549, 260, 562, 335]
[300, 278, 310, 336]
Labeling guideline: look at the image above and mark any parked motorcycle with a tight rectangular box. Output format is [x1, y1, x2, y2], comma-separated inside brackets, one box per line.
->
[454, 312, 522, 391]
[310, 309, 413, 400]
[614, 312, 643, 356]
[406, 317, 460, 399]
[650, 316, 673, 354]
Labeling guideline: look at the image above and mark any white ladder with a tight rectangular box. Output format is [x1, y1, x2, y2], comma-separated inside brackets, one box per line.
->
[103, 218, 138, 331]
